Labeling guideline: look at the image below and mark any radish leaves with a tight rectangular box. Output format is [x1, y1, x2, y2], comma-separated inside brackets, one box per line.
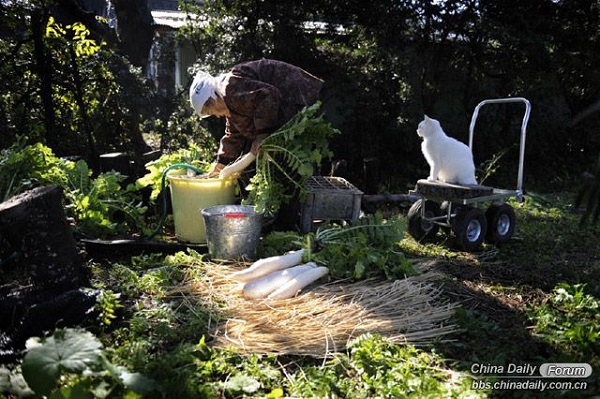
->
[244, 102, 339, 217]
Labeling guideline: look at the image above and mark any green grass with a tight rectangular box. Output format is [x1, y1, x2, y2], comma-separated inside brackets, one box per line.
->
[398, 192, 600, 398]
[2, 192, 599, 398]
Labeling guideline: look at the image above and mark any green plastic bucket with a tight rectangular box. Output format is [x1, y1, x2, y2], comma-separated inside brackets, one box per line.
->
[167, 170, 236, 243]
[201, 205, 263, 260]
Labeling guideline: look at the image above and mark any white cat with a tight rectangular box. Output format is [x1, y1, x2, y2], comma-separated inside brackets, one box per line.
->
[417, 115, 477, 185]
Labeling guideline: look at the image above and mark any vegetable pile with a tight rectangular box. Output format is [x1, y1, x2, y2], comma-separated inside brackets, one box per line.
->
[230, 249, 330, 300]
[269, 212, 414, 280]
[309, 212, 414, 280]
[231, 212, 414, 300]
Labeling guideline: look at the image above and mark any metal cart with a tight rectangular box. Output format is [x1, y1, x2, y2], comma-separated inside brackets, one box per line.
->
[407, 97, 532, 251]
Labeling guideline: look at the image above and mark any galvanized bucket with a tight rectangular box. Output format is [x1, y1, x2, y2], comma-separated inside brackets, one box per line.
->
[201, 205, 262, 260]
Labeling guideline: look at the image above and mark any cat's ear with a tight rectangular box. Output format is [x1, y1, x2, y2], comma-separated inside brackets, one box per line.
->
[424, 115, 431, 121]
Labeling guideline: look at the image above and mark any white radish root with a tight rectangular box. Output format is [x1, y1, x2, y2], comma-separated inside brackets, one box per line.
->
[241, 262, 317, 299]
[219, 153, 256, 179]
[229, 249, 305, 282]
[266, 266, 329, 300]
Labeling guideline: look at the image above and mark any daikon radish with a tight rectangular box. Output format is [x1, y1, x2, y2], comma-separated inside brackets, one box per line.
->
[266, 266, 329, 300]
[219, 153, 256, 179]
[242, 262, 317, 299]
[230, 249, 305, 282]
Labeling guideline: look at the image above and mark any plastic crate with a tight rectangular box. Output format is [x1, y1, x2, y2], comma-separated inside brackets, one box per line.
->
[300, 176, 363, 232]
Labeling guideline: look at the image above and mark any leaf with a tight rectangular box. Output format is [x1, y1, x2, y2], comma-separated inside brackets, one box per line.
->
[0, 366, 34, 397]
[297, 163, 314, 177]
[50, 383, 94, 399]
[22, 329, 103, 396]
[117, 370, 159, 394]
[354, 261, 366, 279]
[224, 374, 261, 394]
[267, 387, 285, 398]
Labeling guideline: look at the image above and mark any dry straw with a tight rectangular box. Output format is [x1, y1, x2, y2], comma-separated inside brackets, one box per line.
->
[176, 261, 458, 357]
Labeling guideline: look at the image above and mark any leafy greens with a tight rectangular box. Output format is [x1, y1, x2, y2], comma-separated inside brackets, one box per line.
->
[244, 102, 339, 217]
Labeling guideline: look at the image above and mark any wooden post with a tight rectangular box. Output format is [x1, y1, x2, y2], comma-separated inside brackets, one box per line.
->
[363, 157, 380, 195]
[0, 185, 87, 290]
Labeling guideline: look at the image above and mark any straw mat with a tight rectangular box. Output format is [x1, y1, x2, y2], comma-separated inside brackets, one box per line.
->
[177, 262, 458, 357]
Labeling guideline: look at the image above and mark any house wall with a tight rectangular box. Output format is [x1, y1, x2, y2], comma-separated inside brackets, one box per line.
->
[90, 1, 202, 94]
[176, 41, 197, 89]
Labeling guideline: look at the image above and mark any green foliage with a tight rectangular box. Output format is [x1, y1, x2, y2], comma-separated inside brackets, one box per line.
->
[3, 0, 600, 192]
[135, 143, 214, 202]
[476, 147, 511, 185]
[529, 283, 600, 359]
[445, 307, 518, 368]
[88, 253, 230, 397]
[46, 17, 100, 58]
[3, 193, 597, 399]
[289, 333, 480, 398]
[64, 161, 148, 237]
[22, 328, 104, 396]
[18, 328, 157, 397]
[1, 2, 159, 158]
[81, 250, 476, 398]
[1, 250, 473, 399]
[96, 290, 123, 326]
[256, 212, 413, 280]
[0, 140, 67, 201]
[310, 212, 415, 280]
[244, 102, 339, 216]
[258, 230, 304, 258]
[0, 141, 148, 237]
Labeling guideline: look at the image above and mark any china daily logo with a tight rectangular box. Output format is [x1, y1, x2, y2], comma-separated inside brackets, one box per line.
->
[471, 363, 592, 378]
[539, 364, 592, 378]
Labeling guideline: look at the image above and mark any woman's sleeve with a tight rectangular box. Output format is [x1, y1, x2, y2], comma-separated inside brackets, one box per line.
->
[217, 80, 282, 165]
[216, 120, 247, 165]
[227, 78, 283, 135]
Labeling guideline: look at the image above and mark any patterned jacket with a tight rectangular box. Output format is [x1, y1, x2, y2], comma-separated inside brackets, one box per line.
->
[217, 59, 323, 164]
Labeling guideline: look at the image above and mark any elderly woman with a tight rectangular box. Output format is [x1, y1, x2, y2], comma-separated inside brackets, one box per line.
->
[189, 59, 323, 177]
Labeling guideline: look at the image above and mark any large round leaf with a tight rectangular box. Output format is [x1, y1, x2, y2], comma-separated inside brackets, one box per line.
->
[21, 329, 103, 396]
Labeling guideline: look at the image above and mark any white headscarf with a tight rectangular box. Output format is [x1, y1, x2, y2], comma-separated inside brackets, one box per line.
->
[189, 71, 219, 118]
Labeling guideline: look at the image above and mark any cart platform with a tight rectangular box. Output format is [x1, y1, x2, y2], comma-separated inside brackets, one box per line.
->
[413, 179, 493, 199]
[411, 179, 517, 205]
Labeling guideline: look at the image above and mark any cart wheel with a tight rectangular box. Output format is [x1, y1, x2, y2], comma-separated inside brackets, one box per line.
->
[451, 206, 487, 251]
[485, 203, 516, 244]
[407, 199, 440, 242]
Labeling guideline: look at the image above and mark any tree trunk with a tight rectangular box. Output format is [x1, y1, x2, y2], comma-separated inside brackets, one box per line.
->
[110, 0, 155, 70]
[68, 45, 99, 170]
[0, 185, 87, 290]
[31, 9, 57, 150]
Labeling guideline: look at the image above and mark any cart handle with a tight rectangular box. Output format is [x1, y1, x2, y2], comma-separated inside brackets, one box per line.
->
[468, 97, 531, 202]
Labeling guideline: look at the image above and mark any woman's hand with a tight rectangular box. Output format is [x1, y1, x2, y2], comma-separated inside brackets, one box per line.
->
[219, 153, 257, 179]
[208, 162, 226, 178]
